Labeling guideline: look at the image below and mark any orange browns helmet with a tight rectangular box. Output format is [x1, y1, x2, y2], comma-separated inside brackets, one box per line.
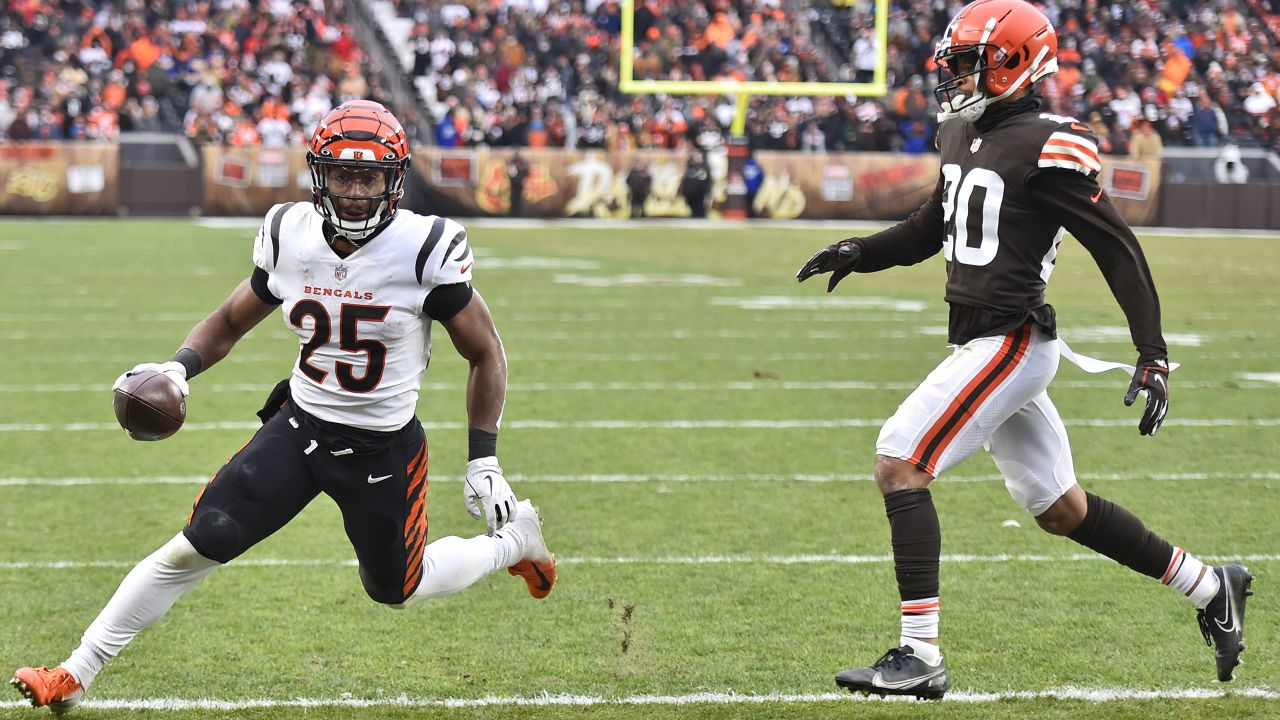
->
[306, 99, 411, 242]
[933, 0, 1058, 122]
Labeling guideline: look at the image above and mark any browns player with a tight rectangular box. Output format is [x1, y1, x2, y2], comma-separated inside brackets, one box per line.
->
[11, 100, 556, 712]
[797, 0, 1251, 699]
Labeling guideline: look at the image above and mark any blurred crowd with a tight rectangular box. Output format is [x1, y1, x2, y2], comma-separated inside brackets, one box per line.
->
[6, 0, 1280, 156]
[406, 0, 1280, 155]
[0, 0, 384, 145]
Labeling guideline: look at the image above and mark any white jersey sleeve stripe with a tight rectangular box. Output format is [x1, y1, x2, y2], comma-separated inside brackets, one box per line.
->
[1037, 157, 1101, 175]
[1040, 143, 1102, 169]
[1045, 131, 1099, 156]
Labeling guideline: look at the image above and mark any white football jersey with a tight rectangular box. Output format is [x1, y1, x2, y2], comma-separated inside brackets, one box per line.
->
[252, 202, 474, 431]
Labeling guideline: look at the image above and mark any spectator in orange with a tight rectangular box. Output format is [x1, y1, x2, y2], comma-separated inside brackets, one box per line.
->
[260, 96, 290, 122]
[703, 11, 735, 50]
[119, 30, 162, 73]
[101, 71, 128, 111]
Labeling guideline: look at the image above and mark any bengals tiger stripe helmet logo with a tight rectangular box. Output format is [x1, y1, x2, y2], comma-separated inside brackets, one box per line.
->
[934, 0, 1058, 122]
[306, 100, 411, 243]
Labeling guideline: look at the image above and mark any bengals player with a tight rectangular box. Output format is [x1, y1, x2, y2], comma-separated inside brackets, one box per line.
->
[797, 0, 1251, 699]
[11, 100, 557, 712]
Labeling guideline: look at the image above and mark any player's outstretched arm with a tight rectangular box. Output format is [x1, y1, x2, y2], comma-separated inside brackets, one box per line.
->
[796, 177, 946, 291]
[796, 239, 862, 292]
[442, 291, 517, 534]
[176, 278, 279, 376]
[113, 278, 277, 396]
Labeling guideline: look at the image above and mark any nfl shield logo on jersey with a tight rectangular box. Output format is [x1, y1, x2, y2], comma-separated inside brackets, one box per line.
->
[334, 264, 348, 283]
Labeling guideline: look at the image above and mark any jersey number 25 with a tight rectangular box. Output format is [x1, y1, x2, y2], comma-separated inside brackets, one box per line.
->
[290, 301, 391, 393]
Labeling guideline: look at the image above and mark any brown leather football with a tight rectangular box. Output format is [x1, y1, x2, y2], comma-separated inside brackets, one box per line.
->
[113, 370, 186, 441]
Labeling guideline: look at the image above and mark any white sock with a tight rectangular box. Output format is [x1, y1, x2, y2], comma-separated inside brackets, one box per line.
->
[899, 596, 940, 659]
[901, 636, 942, 665]
[395, 531, 522, 608]
[1162, 548, 1220, 609]
[62, 533, 219, 688]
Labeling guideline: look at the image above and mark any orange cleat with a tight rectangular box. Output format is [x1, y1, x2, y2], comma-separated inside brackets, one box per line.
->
[506, 500, 557, 599]
[10, 666, 84, 714]
[509, 557, 557, 599]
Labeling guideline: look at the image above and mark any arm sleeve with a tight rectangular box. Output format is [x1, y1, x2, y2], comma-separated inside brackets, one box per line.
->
[423, 282, 474, 321]
[250, 266, 283, 305]
[1028, 169, 1167, 359]
[852, 176, 946, 272]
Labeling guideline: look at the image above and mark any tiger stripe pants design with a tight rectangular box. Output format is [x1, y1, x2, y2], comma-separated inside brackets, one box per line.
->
[876, 323, 1077, 515]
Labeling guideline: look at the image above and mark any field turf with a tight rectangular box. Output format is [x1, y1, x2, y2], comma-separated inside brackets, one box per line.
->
[0, 219, 1276, 719]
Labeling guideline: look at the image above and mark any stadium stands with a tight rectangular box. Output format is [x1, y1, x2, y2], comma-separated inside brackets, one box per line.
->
[4, 0, 1280, 154]
[0, 0, 382, 145]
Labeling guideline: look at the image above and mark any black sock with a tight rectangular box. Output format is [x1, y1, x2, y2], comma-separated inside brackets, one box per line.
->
[884, 488, 941, 601]
[1067, 492, 1174, 579]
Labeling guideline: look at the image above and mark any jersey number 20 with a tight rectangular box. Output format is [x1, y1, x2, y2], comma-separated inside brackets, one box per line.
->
[290, 301, 391, 392]
[940, 163, 1004, 266]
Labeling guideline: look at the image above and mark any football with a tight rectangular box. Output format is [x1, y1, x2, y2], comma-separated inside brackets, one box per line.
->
[113, 370, 186, 441]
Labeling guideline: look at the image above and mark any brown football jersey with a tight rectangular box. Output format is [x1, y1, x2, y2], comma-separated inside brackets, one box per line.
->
[850, 98, 1164, 357]
[934, 110, 1101, 335]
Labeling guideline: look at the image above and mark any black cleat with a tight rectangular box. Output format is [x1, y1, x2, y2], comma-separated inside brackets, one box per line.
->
[835, 645, 948, 700]
[1197, 563, 1253, 682]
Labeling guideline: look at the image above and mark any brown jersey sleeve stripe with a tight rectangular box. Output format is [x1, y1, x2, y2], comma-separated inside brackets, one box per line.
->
[908, 324, 1031, 475]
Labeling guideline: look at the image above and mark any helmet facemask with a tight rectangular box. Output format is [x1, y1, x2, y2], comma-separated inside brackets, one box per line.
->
[305, 100, 412, 245]
[308, 155, 407, 244]
[933, 2, 1058, 123]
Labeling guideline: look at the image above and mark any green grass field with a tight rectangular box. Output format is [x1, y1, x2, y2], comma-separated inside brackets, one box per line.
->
[0, 219, 1276, 719]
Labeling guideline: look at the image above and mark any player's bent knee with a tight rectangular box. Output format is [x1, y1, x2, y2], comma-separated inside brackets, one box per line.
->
[183, 510, 245, 564]
[157, 531, 218, 570]
[358, 564, 412, 606]
[1034, 488, 1087, 535]
[874, 455, 932, 495]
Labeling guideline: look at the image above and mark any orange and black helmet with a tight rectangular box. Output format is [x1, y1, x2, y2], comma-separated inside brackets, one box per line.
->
[934, 0, 1058, 122]
[306, 100, 411, 242]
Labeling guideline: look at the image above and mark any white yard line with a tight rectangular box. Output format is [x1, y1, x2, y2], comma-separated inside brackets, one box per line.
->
[0, 687, 1277, 711]
[1, 418, 1277, 432]
[4, 471, 1280, 487]
[3, 553, 1277, 570]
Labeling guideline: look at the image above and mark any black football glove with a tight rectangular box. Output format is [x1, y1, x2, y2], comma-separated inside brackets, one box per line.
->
[796, 239, 861, 293]
[1123, 357, 1169, 436]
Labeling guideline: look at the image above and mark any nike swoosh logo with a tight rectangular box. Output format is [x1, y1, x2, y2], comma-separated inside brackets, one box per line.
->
[1153, 374, 1166, 390]
[367, 474, 393, 484]
[460, 262, 473, 275]
[1215, 578, 1237, 633]
[532, 563, 552, 592]
[1071, 122, 1091, 132]
[871, 666, 944, 689]
[1090, 188, 1103, 203]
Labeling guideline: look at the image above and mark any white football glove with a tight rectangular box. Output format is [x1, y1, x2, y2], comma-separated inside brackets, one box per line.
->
[112, 361, 191, 398]
[464, 456, 517, 535]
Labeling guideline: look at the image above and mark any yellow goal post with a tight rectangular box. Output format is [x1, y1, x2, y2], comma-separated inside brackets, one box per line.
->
[619, 0, 891, 135]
